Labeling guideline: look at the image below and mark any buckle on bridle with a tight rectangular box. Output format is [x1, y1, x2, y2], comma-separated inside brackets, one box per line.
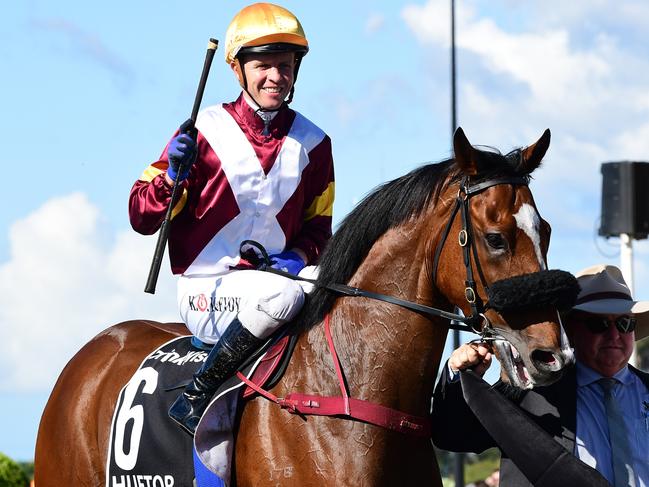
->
[465, 287, 476, 303]
[458, 229, 468, 247]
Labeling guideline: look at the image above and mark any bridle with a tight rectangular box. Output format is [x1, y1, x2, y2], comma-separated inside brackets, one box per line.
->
[431, 174, 529, 337]
[247, 172, 529, 339]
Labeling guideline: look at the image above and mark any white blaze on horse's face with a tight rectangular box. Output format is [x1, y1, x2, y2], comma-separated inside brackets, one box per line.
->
[513, 203, 547, 270]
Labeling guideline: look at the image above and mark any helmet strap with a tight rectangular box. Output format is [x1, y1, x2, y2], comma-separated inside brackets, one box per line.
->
[234, 58, 271, 113]
[285, 54, 303, 105]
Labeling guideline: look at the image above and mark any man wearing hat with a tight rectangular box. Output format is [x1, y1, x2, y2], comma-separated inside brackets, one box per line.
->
[431, 264, 649, 487]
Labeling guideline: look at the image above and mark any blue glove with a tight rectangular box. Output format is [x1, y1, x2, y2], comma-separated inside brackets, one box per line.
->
[269, 250, 306, 275]
[167, 131, 197, 182]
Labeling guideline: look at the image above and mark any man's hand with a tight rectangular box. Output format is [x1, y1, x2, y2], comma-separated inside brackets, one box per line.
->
[166, 131, 197, 183]
[448, 342, 493, 377]
[269, 250, 306, 276]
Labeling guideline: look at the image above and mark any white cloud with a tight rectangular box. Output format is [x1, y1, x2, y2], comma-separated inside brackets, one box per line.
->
[403, 0, 610, 104]
[0, 194, 178, 392]
[612, 123, 649, 161]
[528, 0, 649, 35]
[401, 0, 649, 241]
[401, 0, 453, 46]
[401, 0, 649, 126]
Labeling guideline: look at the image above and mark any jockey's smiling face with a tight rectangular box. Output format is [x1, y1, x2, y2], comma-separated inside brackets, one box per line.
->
[236, 51, 296, 111]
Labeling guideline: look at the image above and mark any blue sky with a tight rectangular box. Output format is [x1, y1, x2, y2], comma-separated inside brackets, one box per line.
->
[3, 0, 649, 462]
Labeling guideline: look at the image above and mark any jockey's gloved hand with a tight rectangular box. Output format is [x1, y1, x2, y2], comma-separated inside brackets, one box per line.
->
[269, 250, 305, 276]
[167, 122, 197, 182]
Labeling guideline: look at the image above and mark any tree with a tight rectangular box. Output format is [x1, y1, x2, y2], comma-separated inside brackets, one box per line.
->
[0, 452, 29, 487]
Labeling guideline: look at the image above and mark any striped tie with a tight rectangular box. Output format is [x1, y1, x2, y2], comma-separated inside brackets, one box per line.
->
[599, 378, 636, 487]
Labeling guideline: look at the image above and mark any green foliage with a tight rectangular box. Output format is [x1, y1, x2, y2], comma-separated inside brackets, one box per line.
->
[0, 452, 29, 487]
[436, 447, 500, 485]
[464, 454, 499, 484]
[18, 462, 33, 482]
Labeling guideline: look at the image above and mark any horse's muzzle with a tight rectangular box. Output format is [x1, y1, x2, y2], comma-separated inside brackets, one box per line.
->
[487, 269, 580, 313]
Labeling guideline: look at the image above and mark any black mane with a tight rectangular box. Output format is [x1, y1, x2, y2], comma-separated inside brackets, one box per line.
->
[297, 148, 531, 330]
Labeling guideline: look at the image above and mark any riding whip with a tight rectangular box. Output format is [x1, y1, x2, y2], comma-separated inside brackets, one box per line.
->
[144, 38, 219, 294]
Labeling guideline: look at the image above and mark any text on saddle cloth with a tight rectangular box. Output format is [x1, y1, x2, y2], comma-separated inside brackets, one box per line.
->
[106, 336, 203, 487]
[105, 334, 293, 487]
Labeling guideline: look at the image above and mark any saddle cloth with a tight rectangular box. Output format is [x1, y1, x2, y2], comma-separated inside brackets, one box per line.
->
[106, 333, 292, 487]
[105, 335, 201, 487]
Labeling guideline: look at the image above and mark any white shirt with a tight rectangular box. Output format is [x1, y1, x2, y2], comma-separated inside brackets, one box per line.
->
[575, 361, 649, 486]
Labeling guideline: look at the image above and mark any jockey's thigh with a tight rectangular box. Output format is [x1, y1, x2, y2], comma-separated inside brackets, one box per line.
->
[177, 270, 305, 344]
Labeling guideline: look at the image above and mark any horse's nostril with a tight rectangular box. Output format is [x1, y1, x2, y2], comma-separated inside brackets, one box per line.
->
[531, 349, 557, 365]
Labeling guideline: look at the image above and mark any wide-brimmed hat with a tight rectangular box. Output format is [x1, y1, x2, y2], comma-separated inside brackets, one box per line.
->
[571, 264, 649, 340]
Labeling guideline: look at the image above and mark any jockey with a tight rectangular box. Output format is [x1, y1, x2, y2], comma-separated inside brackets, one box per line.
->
[129, 2, 335, 435]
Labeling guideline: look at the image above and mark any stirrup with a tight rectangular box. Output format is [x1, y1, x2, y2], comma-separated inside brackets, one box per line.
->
[168, 390, 212, 436]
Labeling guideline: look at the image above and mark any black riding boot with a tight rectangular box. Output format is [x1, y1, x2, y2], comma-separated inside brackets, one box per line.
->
[168, 319, 263, 435]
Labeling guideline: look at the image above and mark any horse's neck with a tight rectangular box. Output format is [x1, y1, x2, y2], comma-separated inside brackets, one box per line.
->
[348, 219, 428, 298]
[324, 218, 448, 412]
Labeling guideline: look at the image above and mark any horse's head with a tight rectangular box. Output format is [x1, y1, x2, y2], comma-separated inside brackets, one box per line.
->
[434, 128, 577, 389]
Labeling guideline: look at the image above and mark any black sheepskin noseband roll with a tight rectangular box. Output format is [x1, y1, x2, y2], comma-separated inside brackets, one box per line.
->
[487, 269, 580, 313]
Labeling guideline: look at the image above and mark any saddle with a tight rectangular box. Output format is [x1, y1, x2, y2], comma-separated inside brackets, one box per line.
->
[243, 332, 297, 398]
[220, 325, 298, 400]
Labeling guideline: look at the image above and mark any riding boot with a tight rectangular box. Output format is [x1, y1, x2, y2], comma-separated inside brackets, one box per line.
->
[168, 319, 263, 435]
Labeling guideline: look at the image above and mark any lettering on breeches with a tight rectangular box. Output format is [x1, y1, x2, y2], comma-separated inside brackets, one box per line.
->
[188, 295, 242, 313]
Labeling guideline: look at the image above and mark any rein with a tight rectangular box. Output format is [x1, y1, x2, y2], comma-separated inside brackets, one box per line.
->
[242, 174, 529, 339]
[243, 240, 476, 332]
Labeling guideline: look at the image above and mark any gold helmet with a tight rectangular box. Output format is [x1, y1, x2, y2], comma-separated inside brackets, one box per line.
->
[224, 3, 309, 64]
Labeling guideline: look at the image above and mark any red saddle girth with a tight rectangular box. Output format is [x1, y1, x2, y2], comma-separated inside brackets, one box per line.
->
[238, 314, 431, 437]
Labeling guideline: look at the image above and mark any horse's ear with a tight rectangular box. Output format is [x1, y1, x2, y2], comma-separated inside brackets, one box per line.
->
[520, 129, 551, 174]
[453, 127, 480, 175]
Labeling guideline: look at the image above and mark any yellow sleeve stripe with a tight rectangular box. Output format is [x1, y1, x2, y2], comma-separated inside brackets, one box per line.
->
[304, 181, 335, 221]
[139, 164, 187, 219]
[140, 165, 165, 182]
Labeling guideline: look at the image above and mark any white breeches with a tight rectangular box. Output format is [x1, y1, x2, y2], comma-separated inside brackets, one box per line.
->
[177, 268, 315, 343]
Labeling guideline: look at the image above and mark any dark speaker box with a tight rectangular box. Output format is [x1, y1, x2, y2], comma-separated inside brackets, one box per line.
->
[599, 161, 649, 239]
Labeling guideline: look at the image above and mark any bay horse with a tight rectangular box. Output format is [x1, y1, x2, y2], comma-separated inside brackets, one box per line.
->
[35, 128, 574, 486]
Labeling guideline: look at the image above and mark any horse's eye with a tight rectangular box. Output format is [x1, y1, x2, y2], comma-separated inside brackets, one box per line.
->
[485, 233, 506, 250]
